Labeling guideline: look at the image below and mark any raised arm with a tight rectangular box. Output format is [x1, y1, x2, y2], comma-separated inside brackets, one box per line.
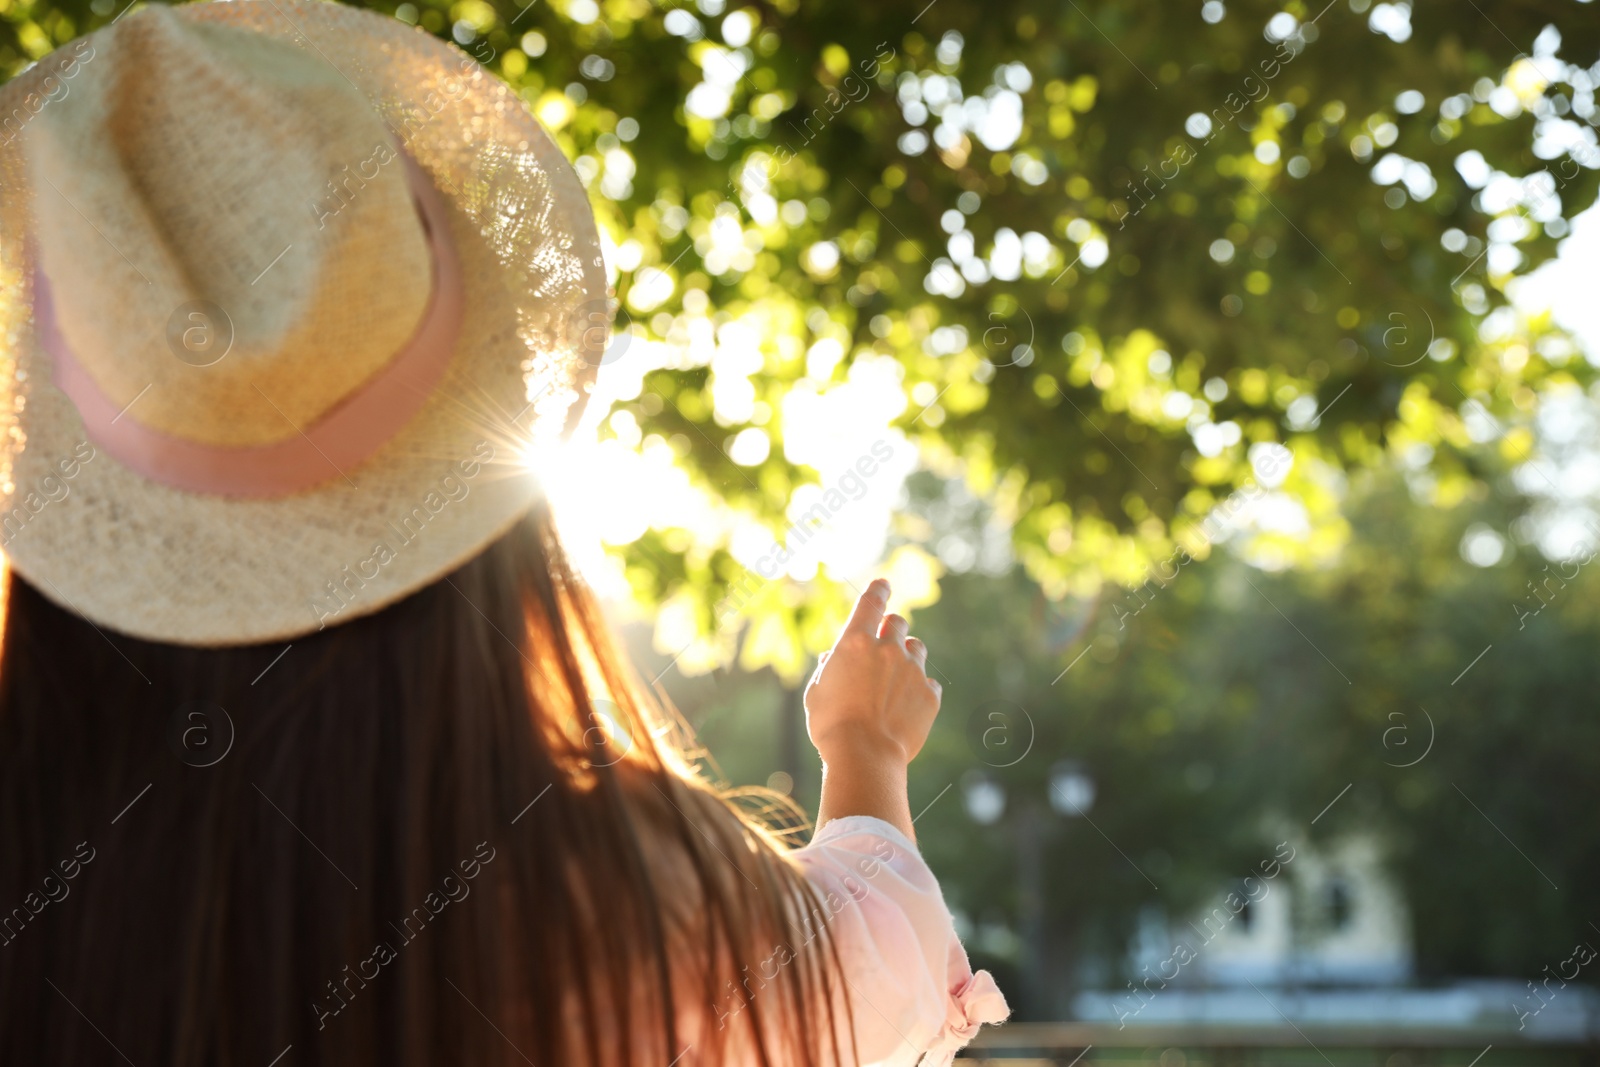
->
[794, 579, 1010, 1065]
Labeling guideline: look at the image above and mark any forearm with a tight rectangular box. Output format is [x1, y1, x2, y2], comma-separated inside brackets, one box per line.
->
[816, 751, 914, 844]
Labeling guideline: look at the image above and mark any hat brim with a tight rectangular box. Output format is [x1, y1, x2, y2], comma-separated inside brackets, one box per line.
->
[0, 0, 606, 646]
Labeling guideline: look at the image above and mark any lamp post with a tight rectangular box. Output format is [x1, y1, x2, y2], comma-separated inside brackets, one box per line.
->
[1049, 761, 1097, 818]
[962, 761, 1095, 1017]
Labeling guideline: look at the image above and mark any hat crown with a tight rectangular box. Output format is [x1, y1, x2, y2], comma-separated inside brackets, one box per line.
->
[27, 5, 434, 447]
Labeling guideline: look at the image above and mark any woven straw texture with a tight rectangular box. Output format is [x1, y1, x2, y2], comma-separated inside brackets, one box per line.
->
[0, 0, 607, 646]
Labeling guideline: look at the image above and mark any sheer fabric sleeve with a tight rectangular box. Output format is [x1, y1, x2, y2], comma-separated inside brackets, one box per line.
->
[789, 815, 1010, 1066]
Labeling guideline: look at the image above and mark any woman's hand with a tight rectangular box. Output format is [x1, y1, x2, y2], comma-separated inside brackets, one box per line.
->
[805, 579, 942, 841]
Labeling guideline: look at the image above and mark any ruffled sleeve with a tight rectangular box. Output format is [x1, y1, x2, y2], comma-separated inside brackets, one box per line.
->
[790, 815, 1010, 1066]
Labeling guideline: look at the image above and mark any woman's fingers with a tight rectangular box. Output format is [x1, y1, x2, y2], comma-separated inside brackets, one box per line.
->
[905, 636, 928, 667]
[842, 579, 890, 640]
[878, 613, 910, 645]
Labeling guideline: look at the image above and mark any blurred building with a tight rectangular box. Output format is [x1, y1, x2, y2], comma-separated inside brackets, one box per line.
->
[1072, 832, 1600, 1040]
[1172, 832, 1414, 987]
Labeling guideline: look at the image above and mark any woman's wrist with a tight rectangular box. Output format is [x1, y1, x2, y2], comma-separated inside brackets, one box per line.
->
[816, 749, 914, 843]
[813, 722, 909, 771]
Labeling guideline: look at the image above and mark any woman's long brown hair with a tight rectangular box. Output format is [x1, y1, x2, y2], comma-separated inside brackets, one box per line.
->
[0, 500, 851, 1066]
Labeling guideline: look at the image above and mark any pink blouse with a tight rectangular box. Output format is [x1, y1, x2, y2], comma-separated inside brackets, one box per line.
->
[790, 815, 1010, 1065]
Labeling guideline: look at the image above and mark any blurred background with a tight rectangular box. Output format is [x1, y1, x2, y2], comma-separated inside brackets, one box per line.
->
[8, 0, 1600, 1062]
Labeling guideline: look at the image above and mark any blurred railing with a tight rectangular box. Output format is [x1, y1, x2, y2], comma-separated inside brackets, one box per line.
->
[957, 1022, 1598, 1065]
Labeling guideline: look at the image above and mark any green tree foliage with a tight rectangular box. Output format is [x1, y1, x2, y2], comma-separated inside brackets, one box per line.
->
[4, 0, 1599, 679]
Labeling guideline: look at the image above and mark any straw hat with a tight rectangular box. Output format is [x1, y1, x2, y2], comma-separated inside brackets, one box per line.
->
[0, 1, 609, 646]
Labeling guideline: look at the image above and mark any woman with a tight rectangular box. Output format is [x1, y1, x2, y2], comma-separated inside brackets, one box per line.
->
[0, 3, 1007, 1064]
